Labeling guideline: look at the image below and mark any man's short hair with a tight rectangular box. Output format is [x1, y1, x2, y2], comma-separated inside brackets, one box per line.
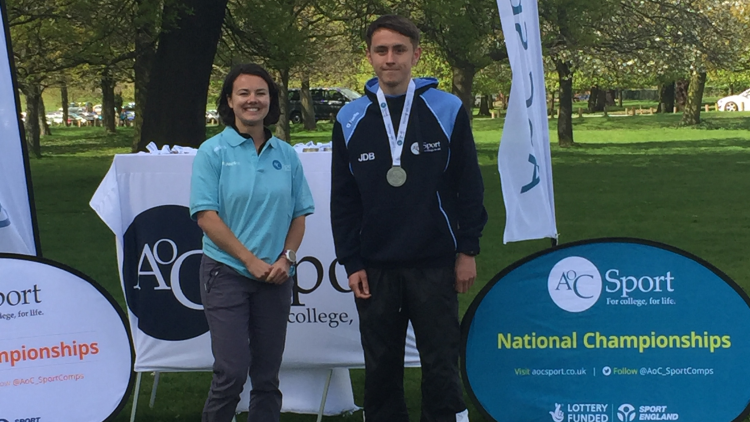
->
[365, 15, 420, 49]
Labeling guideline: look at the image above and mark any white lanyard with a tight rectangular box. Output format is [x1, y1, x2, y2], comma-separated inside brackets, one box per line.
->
[376, 79, 415, 167]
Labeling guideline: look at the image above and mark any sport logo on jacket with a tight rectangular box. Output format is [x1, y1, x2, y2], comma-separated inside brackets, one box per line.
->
[423, 142, 442, 153]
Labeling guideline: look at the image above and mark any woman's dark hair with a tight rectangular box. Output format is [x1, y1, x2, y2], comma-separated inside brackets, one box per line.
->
[365, 15, 420, 49]
[217, 63, 280, 127]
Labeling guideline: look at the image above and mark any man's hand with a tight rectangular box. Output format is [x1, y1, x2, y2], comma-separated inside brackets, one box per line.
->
[455, 253, 476, 293]
[348, 269, 371, 299]
[266, 258, 291, 284]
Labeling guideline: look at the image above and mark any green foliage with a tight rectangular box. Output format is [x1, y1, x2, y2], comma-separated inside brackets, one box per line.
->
[708, 70, 750, 95]
[415, 0, 502, 70]
[473, 61, 512, 96]
[412, 45, 452, 83]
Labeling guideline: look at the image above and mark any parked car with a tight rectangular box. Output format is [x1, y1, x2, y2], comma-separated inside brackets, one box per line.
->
[46, 111, 64, 125]
[717, 89, 750, 112]
[206, 109, 219, 124]
[287, 88, 361, 124]
[78, 112, 98, 123]
[67, 113, 87, 125]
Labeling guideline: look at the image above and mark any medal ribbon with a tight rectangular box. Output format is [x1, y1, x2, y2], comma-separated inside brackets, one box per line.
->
[376, 79, 415, 167]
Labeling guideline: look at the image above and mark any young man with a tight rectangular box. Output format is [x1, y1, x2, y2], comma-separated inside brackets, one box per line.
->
[330, 14, 488, 422]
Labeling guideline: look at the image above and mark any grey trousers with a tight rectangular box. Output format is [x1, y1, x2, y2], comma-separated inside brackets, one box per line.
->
[200, 255, 292, 422]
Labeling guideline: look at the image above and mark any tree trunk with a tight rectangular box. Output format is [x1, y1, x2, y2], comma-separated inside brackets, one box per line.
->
[680, 71, 706, 126]
[22, 84, 42, 158]
[675, 79, 689, 111]
[138, 0, 228, 150]
[133, 0, 158, 151]
[548, 90, 555, 117]
[587, 86, 607, 113]
[478, 94, 491, 117]
[61, 82, 69, 126]
[451, 64, 476, 120]
[587, 86, 597, 112]
[657, 82, 675, 113]
[301, 72, 316, 130]
[275, 68, 291, 142]
[38, 92, 51, 135]
[618, 89, 623, 107]
[606, 89, 616, 106]
[101, 68, 117, 133]
[555, 59, 574, 147]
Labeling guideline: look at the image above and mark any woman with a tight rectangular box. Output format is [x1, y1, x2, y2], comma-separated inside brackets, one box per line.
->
[189, 63, 315, 422]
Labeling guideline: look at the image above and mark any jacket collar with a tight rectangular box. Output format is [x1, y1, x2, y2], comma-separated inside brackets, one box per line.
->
[364, 77, 439, 100]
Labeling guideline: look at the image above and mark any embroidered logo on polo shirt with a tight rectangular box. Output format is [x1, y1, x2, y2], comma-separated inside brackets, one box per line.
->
[273, 160, 282, 170]
[222, 161, 240, 166]
[411, 143, 420, 155]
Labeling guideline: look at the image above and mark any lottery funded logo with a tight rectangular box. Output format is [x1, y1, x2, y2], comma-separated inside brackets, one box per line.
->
[548, 257, 603, 312]
[122, 205, 207, 340]
[550, 403, 610, 422]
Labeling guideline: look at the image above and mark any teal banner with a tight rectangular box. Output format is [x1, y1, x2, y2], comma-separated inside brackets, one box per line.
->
[462, 238, 750, 422]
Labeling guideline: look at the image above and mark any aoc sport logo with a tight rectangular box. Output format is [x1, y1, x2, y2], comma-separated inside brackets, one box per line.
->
[548, 256, 602, 312]
[122, 205, 207, 340]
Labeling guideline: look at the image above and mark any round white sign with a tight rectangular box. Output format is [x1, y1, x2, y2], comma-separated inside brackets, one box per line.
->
[0, 254, 133, 421]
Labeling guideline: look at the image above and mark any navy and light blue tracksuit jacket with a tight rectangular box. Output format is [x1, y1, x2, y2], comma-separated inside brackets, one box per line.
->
[331, 77, 488, 276]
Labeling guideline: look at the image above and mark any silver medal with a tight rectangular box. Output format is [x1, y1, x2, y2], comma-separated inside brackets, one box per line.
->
[386, 166, 407, 187]
[377, 81, 415, 189]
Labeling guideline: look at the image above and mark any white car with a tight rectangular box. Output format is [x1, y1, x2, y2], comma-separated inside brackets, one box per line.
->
[717, 89, 750, 111]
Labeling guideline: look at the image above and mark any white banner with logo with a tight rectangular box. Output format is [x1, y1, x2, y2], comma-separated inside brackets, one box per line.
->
[90, 152, 420, 415]
[0, 255, 133, 421]
[0, 7, 37, 256]
[495, 0, 558, 243]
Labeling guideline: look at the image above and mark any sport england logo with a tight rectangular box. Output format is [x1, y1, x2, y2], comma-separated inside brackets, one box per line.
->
[618, 404, 636, 421]
[549, 403, 564, 422]
[411, 143, 420, 155]
[122, 205, 207, 341]
[548, 257, 602, 312]
[273, 160, 282, 170]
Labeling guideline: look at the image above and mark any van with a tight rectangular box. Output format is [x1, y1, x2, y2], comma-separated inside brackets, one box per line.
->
[287, 88, 361, 124]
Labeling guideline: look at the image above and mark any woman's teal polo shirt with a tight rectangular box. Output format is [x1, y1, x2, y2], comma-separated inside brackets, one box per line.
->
[190, 127, 315, 279]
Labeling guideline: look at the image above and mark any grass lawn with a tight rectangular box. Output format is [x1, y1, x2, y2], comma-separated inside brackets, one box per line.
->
[28, 110, 750, 421]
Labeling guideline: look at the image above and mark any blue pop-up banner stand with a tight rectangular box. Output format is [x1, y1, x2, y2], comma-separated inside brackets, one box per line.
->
[462, 238, 750, 422]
